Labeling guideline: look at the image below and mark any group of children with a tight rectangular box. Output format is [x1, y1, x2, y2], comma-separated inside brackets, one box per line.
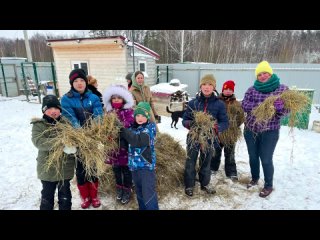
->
[31, 60, 288, 210]
[32, 69, 159, 210]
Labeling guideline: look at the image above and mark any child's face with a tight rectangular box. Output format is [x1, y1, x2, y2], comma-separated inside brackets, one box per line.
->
[223, 88, 233, 96]
[201, 83, 214, 97]
[111, 96, 124, 104]
[44, 107, 61, 119]
[135, 114, 148, 124]
[72, 78, 86, 93]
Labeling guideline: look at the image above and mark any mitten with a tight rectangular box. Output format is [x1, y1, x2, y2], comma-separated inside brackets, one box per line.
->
[63, 145, 77, 154]
[274, 98, 284, 111]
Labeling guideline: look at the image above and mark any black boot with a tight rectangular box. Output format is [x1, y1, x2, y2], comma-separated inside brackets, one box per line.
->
[121, 187, 131, 204]
[116, 185, 123, 201]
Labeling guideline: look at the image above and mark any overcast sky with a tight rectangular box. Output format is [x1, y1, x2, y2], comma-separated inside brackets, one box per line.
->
[0, 30, 89, 39]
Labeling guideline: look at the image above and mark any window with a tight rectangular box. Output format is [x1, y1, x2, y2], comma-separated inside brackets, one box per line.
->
[138, 60, 148, 77]
[71, 61, 89, 75]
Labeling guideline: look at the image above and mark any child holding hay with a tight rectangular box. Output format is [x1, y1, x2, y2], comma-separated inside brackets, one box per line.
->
[120, 102, 159, 210]
[31, 95, 75, 210]
[61, 68, 104, 209]
[182, 74, 229, 197]
[211, 80, 244, 181]
[102, 84, 134, 204]
[242, 61, 289, 198]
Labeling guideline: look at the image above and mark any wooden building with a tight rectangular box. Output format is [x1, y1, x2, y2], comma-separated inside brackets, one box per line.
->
[47, 36, 160, 96]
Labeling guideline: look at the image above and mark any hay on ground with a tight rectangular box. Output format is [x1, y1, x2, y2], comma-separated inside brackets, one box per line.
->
[155, 133, 186, 199]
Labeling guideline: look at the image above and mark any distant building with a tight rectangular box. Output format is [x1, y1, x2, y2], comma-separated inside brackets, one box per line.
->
[47, 36, 160, 96]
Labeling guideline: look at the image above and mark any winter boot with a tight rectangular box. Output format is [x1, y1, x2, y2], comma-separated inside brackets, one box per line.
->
[89, 181, 101, 208]
[116, 184, 123, 201]
[77, 183, 91, 209]
[121, 187, 131, 204]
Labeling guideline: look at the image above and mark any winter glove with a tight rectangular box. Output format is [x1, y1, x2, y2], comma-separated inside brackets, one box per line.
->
[63, 145, 77, 154]
[274, 98, 284, 112]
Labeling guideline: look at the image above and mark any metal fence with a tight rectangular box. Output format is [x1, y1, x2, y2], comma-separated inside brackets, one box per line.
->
[156, 63, 320, 104]
[0, 62, 58, 103]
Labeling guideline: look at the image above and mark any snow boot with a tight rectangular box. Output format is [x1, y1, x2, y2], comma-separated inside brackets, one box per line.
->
[89, 181, 101, 208]
[77, 182, 91, 209]
[121, 187, 131, 204]
[116, 184, 123, 201]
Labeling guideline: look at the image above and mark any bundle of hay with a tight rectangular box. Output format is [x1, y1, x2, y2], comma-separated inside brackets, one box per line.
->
[187, 111, 217, 151]
[44, 112, 121, 183]
[280, 90, 311, 128]
[252, 90, 310, 129]
[155, 133, 186, 199]
[252, 95, 278, 125]
[219, 103, 243, 146]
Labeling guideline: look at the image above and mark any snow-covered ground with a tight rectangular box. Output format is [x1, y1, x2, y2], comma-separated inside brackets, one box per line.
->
[1, 95, 320, 210]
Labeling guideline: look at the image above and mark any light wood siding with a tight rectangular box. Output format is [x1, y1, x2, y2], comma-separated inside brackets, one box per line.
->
[126, 48, 157, 87]
[52, 45, 127, 97]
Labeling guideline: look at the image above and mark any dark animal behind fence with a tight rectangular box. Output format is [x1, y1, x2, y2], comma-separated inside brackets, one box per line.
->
[166, 106, 185, 129]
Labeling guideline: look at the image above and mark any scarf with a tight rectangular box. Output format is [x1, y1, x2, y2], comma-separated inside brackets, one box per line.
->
[253, 74, 280, 93]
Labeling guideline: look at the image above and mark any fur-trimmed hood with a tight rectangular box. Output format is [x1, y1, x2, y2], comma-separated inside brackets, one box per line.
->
[103, 84, 134, 111]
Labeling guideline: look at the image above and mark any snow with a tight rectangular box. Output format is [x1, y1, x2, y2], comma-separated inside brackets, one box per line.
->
[150, 82, 188, 95]
[1, 95, 320, 210]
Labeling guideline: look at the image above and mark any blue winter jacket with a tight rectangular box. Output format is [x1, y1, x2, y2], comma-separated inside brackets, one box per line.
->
[182, 92, 229, 148]
[120, 121, 157, 171]
[61, 89, 103, 128]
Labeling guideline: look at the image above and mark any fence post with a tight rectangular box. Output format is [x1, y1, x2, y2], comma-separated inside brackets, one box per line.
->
[166, 65, 169, 83]
[0, 63, 8, 97]
[21, 62, 29, 101]
[32, 62, 41, 103]
[51, 62, 59, 97]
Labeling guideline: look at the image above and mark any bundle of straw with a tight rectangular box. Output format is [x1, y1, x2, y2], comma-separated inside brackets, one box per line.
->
[280, 90, 311, 128]
[44, 112, 121, 183]
[219, 103, 243, 146]
[187, 111, 216, 151]
[252, 90, 311, 129]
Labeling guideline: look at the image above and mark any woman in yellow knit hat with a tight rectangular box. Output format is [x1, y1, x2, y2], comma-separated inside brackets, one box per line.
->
[241, 61, 289, 198]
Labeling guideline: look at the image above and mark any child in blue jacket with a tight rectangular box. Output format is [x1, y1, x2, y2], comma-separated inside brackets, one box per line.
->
[120, 102, 159, 210]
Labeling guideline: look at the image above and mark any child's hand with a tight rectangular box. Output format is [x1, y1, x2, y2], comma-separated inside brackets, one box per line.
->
[63, 145, 77, 154]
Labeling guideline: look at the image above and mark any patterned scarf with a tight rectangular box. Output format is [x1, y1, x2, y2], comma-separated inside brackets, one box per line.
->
[253, 74, 280, 93]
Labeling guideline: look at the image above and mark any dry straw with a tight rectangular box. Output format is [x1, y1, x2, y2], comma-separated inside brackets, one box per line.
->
[188, 111, 217, 151]
[44, 112, 121, 183]
[219, 103, 243, 146]
[252, 90, 310, 129]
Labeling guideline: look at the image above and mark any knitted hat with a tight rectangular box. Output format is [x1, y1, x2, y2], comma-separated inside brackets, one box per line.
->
[134, 102, 151, 120]
[222, 80, 235, 92]
[125, 72, 133, 81]
[255, 61, 273, 78]
[42, 95, 61, 113]
[200, 74, 216, 88]
[69, 69, 88, 85]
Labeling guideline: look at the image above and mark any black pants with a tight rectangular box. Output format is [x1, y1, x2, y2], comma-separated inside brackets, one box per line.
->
[40, 179, 72, 210]
[113, 165, 132, 188]
[76, 159, 98, 185]
[184, 144, 213, 189]
[211, 144, 237, 177]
